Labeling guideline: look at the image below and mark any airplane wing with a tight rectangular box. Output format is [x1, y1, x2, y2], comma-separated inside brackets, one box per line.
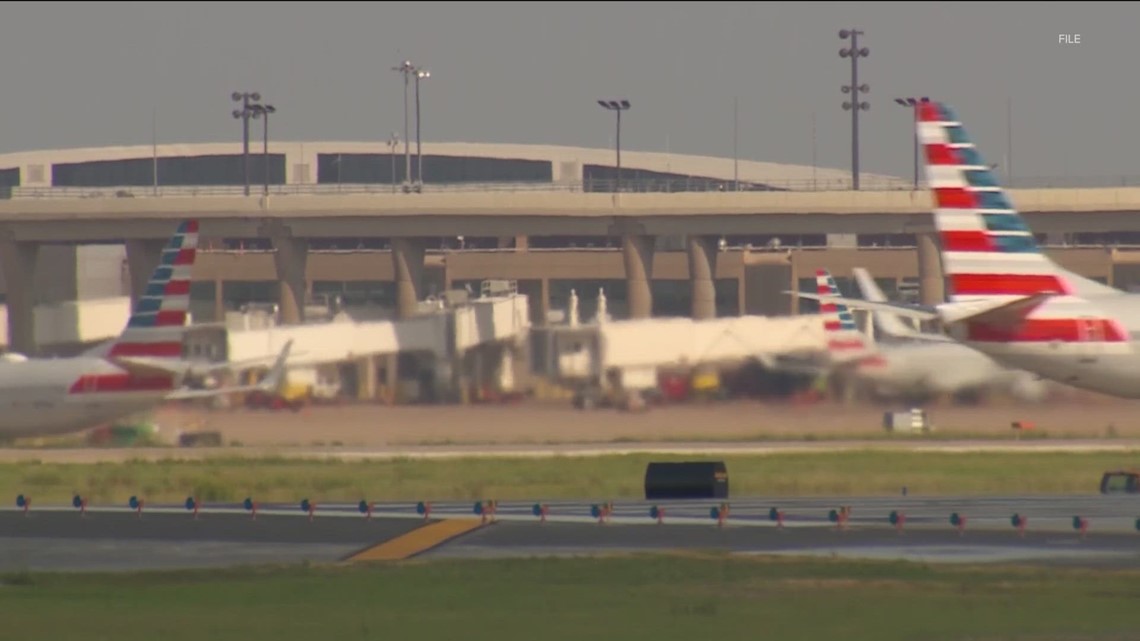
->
[791, 291, 940, 321]
[164, 340, 293, 401]
[112, 349, 309, 379]
[790, 291, 1054, 332]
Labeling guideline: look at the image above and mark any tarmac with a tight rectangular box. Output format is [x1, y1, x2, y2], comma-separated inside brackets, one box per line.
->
[2, 494, 1138, 573]
[2, 438, 1140, 464]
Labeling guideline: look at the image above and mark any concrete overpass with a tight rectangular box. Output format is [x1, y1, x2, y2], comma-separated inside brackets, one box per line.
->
[2, 186, 1140, 355]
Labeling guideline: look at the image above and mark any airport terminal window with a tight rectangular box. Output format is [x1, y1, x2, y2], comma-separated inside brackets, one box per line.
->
[581, 165, 784, 193]
[0, 167, 18, 199]
[312, 281, 393, 308]
[528, 236, 618, 250]
[308, 237, 390, 251]
[315, 154, 552, 184]
[858, 234, 916, 247]
[190, 281, 216, 304]
[52, 155, 286, 188]
[222, 280, 279, 311]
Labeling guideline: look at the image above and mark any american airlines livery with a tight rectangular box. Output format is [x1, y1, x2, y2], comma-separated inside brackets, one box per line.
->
[796, 101, 1140, 400]
[758, 268, 877, 377]
[846, 267, 1046, 402]
[0, 219, 291, 439]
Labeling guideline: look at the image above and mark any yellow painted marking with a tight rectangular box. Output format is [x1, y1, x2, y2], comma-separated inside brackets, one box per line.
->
[348, 518, 485, 562]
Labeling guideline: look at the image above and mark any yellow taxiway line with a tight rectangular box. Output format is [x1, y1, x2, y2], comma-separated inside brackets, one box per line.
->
[347, 518, 486, 562]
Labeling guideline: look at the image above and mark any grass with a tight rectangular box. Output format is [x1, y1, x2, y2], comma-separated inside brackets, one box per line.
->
[3, 450, 1139, 505]
[1, 554, 1139, 640]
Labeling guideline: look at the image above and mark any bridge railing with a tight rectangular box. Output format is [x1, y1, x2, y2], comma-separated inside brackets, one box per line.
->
[0, 176, 917, 199]
[7, 174, 1140, 200]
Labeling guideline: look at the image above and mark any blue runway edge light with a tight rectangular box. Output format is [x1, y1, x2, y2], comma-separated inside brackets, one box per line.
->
[185, 497, 196, 511]
[16, 494, 26, 508]
[300, 498, 311, 513]
[243, 498, 254, 511]
[129, 496, 140, 510]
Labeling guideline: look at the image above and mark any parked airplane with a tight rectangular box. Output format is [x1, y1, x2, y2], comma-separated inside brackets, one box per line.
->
[847, 267, 1047, 402]
[794, 100, 1140, 399]
[757, 269, 877, 377]
[0, 219, 292, 439]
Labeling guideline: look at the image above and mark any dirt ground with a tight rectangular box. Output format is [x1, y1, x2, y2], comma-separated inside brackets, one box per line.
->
[147, 392, 1140, 448]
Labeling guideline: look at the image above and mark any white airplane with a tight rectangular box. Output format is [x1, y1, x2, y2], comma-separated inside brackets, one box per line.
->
[0, 219, 292, 439]
[795, 100, 1140, 400]
[843, 267, 1047, 402]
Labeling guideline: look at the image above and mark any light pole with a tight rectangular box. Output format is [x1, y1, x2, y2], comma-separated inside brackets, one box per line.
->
[893, 97, 929, 190]
[839, 29, 869, 190]
[231, 91, 262, 196]
[250, 103, 276, 196]
[597, 99, 631, 193]
[386, 132, 400, 193]
[414, 68, 430, 192]
[391, 60, 416, 193]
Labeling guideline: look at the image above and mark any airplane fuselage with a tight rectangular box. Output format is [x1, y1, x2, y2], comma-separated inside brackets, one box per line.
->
[951, 292, 1140, 400]
[0, 358, 172, 438]
[853, 339, 1038, 398]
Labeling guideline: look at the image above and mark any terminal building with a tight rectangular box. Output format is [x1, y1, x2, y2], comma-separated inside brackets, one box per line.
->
[0, 140, 1135, 358]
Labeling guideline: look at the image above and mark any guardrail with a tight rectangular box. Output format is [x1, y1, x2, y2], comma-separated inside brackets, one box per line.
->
[7, 175, 1140, 200]
[4, 176, 915, 199]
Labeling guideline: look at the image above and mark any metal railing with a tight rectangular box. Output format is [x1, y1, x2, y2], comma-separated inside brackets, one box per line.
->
[9, 174, 1140, 200]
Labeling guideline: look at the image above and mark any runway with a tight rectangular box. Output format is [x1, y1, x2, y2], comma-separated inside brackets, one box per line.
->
[2, 494, 1138, 572]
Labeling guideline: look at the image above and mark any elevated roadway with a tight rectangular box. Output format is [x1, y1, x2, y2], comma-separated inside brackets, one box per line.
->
[2, 186, 1138, 354]
[2, 188, 1140, 240]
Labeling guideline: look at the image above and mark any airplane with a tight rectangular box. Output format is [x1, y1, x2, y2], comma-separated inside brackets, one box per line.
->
[845, 267, 1047, 402]
[793, 100, 1140, 400]
[756, 268, 878, 378]
[0, 219, 293, 439]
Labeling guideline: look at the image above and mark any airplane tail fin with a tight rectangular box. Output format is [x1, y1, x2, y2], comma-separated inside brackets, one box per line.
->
[105, 220, 198, 360]
[852, 267, 923, 339]
[918, 102, 1116, 302]
[918, 102, 1128, 344]
[815, 269, 876, 363]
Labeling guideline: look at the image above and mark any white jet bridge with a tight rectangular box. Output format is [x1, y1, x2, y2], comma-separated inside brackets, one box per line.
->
[536, 288, 828, 405]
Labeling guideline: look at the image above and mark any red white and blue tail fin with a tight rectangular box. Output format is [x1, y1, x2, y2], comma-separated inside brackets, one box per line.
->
[815, 269, 876, 362]
[918, 102, 1126, 343]
[107, 219, 198, 359]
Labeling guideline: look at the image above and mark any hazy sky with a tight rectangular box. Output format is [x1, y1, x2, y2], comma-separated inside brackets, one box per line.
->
[0, 2, 1130, 180]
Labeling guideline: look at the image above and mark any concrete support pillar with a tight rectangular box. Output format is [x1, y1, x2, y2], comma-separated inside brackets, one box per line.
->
[391, 238, 426, 320]
[382, 353, 399, 404]
[539, 277, 550, 325]
[686, 235, 718, 320]
[0, 240, 39, 355]
[356, 354, 377, 401]
[621, 234, 655, 319]
[261, 222, 308, 325]
[124, 238, 167, 309]
[514, 235, 529, 252]
[213, 277, 224, 323]
[916, 232, 944, 306]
